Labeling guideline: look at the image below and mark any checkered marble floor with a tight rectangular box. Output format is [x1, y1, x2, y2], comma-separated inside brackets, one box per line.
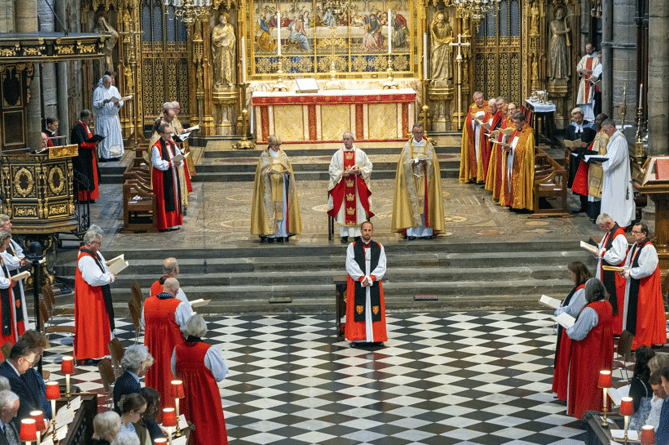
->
[41, 311, 588, 445]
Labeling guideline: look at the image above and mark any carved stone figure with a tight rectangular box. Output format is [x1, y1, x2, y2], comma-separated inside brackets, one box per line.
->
[212, 13, 236, 89]
[94, 16, 119, 73]
[530, 1, 539, 35]
[430, 12, 453, 84]
[548, 8, 571, 80]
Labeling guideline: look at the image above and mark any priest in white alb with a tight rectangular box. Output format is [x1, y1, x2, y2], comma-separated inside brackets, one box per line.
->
[92, 74, 124, 161]
[598, 119, 635, 229]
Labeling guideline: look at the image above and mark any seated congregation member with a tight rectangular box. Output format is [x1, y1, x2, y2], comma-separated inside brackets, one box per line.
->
[630, 346, 655, 412]
[650, 353, 669, 374]
[630, 371, 666, 433]
[655, 367, 669, 444]
[250, 134, 302, 243]
[20, 331, 51, 418]
[500, 112, 535, 211]
[172, 314, 229, 445]
[149, 258, 191, 310]
[0, 390, 19, 444]
[621, 223, 667, 350]
[151, 124, 183, 232]
[138, 387, 164, 443]
[552, 261, 591, 401]
[0, 340, 42, 428]
[111, 433, 140, 445]
[118, 393, 147, 439]
[565, 278, 613, 420]
[114, 345, 154, 413]
[90, 410, 122, 445]
[143, 277, 191, 410]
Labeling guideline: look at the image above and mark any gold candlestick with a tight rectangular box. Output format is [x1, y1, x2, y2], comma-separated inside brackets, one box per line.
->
[272, 60, 288, 92]
[383, 55, 398, 90]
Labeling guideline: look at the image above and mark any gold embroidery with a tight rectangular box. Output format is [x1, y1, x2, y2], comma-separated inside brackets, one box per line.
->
[346, 193, 355, 202]
[345, 179, 354, 187]
[346, 207, 355, 215]
[356, 305, 364, 315]
[373, 306, 379, 315]
[344, 152, 354, 160]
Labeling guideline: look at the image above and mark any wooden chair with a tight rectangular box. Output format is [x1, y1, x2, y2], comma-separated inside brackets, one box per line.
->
[613, 330, 634, 381]
[108, 337, 125, 377]
[0, 342, 11, 361]
[42, 283, 74, 316]
[128, 300, 142, 344]
[39, 300, 75, 337]
[131, 281, 144, 308]
[97, 358, 116, 409]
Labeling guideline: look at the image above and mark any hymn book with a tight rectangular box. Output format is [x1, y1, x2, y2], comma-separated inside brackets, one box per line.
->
[539, 295, 561, 309]
[583, 155, 608, 163]
[110, 95, 132, 104]
[579, 241, 599, 256]
[172, 151, 189, 163]
[606, 386, 628, 406]
[602, 265, 625, 272]
[190, 298, 210, 308]
[107, 255, 129, 275]
[554, 312, 575, 329]
[173, 133, 191, 143]
[11, 270, 30, 281]
[611, 429, 638, 442]
[563, 139, 583, 150]
[185, 124, 200, 133]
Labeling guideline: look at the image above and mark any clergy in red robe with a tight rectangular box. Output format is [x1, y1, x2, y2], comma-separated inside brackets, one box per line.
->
[499, 113, 535, 210]
[485, 103, 517, 201]
[152, 124, 183, 232]
[566, 278, 613, 420]
[327, 132, 374, 243]
[595, 214, 628, 335]
[481, 99, 503, 180]
[552, 261, 591, 401]
[345, 221, 387, 348]
[172, 314, 229, 445]
[459, 92, 490, 184]
[143, 277, 192, 409]
[0, 215, 30, 338]
[0, 232, 20, 347]
[74, 227, 116, 362]
[149, 258, 192, 310]
[621, 223, 668, 350]
[70, 110, 100, 203]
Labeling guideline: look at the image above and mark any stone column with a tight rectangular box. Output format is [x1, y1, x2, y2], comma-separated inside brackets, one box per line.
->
[609, 0, 637, 127]
[647, 0, 669, 156]
[39, 0, 58, 123]
[601, 0, 612, 116]
[15, 0, 41, 151]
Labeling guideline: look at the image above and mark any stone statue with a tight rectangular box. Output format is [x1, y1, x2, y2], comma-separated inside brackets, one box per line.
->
[94, 16, 119, 73]
[212, 12, 236, 89]
[530, 1, 539, 35]
[430, 12, 454, 84]
[548, 8, 570, 80]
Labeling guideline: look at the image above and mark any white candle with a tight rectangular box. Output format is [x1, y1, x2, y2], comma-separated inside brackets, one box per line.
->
[387, 10, 392, 54]
[423, 33, 428, 79]
[277, 11, 281, 56]
[241, 36, 246, 83]
[639, 83, 643, 108]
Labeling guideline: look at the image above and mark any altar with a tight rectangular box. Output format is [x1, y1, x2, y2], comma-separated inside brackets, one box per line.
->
[251, 89, 417, 144]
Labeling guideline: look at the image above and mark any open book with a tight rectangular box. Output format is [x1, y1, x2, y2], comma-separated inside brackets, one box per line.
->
[11, 270, 30, 281]
[580, 240, 599, 255]
[563, 139, 583, 149]
[190, 299, 210, 308]
[602, 265, 625, 272]
[583, 154, 608, 163]
[173, 132, 191, 143]
[553, 312, 575, 329]
[87, 134, 105, 143]
[607, 386, 629, 406]
[184, 124, 200, 133]
[172, 151, 189, 163]
[110, 95, 132, 104]
[107, 255, 129, 275]
[539, 295, 561, 309]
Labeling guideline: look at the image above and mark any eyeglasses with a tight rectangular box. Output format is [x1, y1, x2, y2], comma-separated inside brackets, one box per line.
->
[631, 230, 642, 234]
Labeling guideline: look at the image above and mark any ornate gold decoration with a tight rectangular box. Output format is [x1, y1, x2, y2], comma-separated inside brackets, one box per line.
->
[13, 206, 38, 217]
[48, 204, 69, 217]
[77, 42, 97, 54]
[13, 167, 35, 197]
[57, 45, 76, 55]
[48, 166, 66, 196]
[0, 48, 17, 57]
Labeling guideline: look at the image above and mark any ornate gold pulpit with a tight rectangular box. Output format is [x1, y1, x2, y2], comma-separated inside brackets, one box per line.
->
[1, 145, 79, 236]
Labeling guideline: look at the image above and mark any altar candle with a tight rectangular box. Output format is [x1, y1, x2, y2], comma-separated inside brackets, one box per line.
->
[423, 33, 428, 79]
[241, 36, 247, 83]
[639, 83, 643, 108]
[388, 10, 392, 54]
[277, 11, 281, 56]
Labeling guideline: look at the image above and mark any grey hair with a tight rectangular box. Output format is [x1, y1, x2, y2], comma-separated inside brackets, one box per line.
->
[496, 96, 507, 103]
[0, 376, 9, 392]
[102, 75, 112, 84]
[0, 231, 10, 245]
[268, 134, 282, 146]
[595, 213, 613, 225]
[584, 278, 607, 303]
[121, 344, 154, 372]
[89, 224, 104, 235]
[343, 131, 355, 140]
[92, 411, 121, 442]
[183, 314, 208, 338]
[163, 257, 178, 275]
[83, 230, 102, 245]
[601, 118, 616, 127]
[473, 91, 484, 98]
[0, 214, 9, 224]
[163, 102, 175, 110]
[0, 390, 18, 411]
[170, 101, 180, 108]
[80, 109, 92, 119]
[111, 433, 140, 445]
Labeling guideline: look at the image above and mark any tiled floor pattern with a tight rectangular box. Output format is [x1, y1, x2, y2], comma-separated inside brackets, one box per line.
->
[42, 311, 589, 445]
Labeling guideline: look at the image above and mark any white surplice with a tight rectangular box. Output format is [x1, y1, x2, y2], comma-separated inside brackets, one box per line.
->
[600, 131, 635, 228]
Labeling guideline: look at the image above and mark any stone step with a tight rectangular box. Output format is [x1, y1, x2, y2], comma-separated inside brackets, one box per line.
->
[202, 145, 461, 158]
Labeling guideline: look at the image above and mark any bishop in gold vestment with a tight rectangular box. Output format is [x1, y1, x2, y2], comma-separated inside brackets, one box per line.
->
[391, 124, 445, 238]
[459, 92, 490, 183]
[250, 135, 302, 241]
[500, 113, 535, 211]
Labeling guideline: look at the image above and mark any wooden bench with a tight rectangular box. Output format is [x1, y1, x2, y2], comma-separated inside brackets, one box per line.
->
[122, 147, 158, 232]
[532, 147, 569, 217]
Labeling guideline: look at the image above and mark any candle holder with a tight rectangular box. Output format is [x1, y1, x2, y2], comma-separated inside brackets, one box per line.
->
[30, 411, 46, 445]
[20, 419, 37, 445]
[640, 424, 655, 445]
[597, 370, 612, 427]
[620, 397, 634, 445]
[382, 55, 398, 90]
[45, 382, 60, 443]
[272, 60, 288, 92]
[170, 380, 185, 437]
[61, 356, 74, 408]
[162, 408, 177, 445]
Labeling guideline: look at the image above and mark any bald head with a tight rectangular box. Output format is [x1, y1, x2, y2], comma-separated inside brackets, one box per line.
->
[162, 278, 180, 296]
[163, 258, 178, 277]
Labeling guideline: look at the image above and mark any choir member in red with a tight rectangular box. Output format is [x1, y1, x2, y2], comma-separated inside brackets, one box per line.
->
[566, 278, 613, 420]
[149, 258, 191, 310]
[142, 277, 191, 409]
[172, 314, 229, 445]
[552, 261, 591, 401]
[0, 232, 20, 346]
[151, 124, 183, 232]
[71, 110, 100, 203]
[74, 226, 116, 364]
[345, 221, 387, 349]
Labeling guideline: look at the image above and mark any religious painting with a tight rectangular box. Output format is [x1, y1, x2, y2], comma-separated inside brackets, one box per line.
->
[248, 0, 415, 78]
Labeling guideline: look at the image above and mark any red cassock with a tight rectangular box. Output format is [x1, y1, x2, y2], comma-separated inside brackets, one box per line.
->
[174, 341, 228, 445]
[567, 300, 613, 420]
[150, 279, 164, 298]
[73, 249, 110, 360]
[344, 278, 387, 342]
[598, 225, 627, 335]
[144, 295, 184, 409]
[0, 259, 17, 347]
[551, 283, 585, 401]
[152, 140, 183, 231]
